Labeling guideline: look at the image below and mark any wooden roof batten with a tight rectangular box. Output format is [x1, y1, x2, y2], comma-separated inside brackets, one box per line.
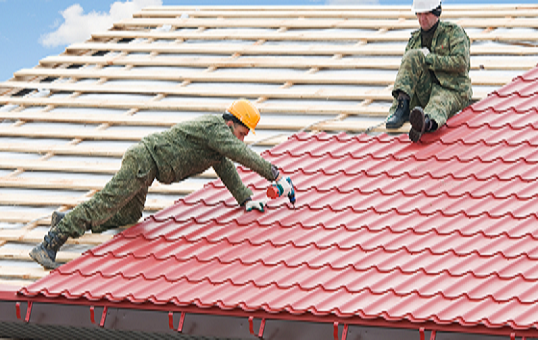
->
[0, 5, 537, 299]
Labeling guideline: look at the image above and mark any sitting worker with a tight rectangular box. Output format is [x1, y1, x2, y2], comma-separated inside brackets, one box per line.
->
[30, 99, 290, 269]
[384, 0, 472, 142]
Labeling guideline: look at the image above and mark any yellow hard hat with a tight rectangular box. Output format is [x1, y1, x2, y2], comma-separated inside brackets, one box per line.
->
[227, 99, 260, 134]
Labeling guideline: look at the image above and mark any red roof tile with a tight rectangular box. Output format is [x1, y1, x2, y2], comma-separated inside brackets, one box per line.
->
[18, 65, 538, 335]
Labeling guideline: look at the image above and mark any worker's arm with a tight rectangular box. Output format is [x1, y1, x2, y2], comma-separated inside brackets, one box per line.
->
[208, 122, 280, 182]
[424, 25, 469, 73]
[213, 158, 268, 211]
[213, 157, 253, 205]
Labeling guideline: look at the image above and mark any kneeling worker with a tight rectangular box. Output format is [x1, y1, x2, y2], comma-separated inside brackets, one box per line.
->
[30, 99, 289, 269]
[385, 0, 472, 142]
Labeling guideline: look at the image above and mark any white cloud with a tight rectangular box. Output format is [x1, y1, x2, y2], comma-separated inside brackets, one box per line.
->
[326, 0, 380, 4]
[39, 0, 162, 48]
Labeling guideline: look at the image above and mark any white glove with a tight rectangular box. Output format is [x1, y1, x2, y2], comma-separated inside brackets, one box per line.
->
[276, 176, 293, 197]
[419, 47, 430, 57]
[245, 199, 267, 212]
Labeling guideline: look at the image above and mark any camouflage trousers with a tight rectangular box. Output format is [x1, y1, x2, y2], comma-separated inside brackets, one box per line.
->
[389, 49, 468, 129]
[52, 143, 157, 238]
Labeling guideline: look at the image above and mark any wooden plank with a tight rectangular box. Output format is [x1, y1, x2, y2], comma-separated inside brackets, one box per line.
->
[0, 111, 368, 132]
[93, 28, 538, 43]
[139, 5, 538, 12]
[0, 142, 127, 157]
[114, 17, 420, 30]
[0, 126, 289, 146]
[39, 55, 538, 71]
[3, 81, 399, 103]
[0, 193, 174, 210]
[113, 17, 538, 30]
[0, 225, 115, 245]
[3, 80, 397, 100]
[0, 248, 80, 264]
[0, 278, 35, 287]
[11, 68, 511, 87]
[0, 211, 52, 225]
[65, 41, 538, 56]
[0, 177, 203, 194]
[0, 158, 218, 177]
[0, 96, 389, 116]
[0, 266, 48, 280]
[132, 9, 538, 19]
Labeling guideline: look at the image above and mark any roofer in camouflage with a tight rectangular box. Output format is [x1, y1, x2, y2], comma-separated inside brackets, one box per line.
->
[30, 99, 291, 269]
[385, 0, 472, 142]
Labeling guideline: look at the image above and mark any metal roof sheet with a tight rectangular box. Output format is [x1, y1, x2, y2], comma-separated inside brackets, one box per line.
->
[17, 64, 538, 336]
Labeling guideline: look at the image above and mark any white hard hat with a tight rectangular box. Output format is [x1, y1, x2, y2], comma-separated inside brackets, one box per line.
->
[412, 0, 441, 13]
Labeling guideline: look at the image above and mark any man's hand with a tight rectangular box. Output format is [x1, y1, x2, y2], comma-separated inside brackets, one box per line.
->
[419, 47, 430, 57]
[245, 199, 266, 212]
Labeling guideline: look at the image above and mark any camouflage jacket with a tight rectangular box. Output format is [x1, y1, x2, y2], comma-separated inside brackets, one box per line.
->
[141, 114, 277, 204]
[406, 20, 472, 100]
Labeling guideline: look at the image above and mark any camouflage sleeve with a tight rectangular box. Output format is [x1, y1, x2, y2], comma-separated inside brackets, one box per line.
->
[213, 157, 253, 205]
[424, 25, 470, 73]
[207, 123, 277, 182]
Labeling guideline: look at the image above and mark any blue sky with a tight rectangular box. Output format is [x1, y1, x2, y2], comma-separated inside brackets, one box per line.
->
[0, 0, 536, 82]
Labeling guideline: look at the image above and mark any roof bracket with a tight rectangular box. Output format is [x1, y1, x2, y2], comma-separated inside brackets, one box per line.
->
[24, 301, 33, 323]
[333, 322, 348, 340]
[420, 328, 437, 340]
[168, 311, 185, 332]
[15, 302, 21, 320]
[90, 306, 108, 327]
[14, 302, 32, 322]
[248, 316, 266, 338]
[510, 333, 527, 340]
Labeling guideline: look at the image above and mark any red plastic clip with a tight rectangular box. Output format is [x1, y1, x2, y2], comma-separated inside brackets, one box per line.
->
[99, 306, 108, 327]
[430, 330, 437, 340]
[333, 322, 348, 340]
[420, 327, 425, 340]
[169, 312, 186, 332]
[333, 322, 339, 340]
[90, 306, 107, 327]
[25, 301, 33, 323]
[248, 316, 266, 338]
[15, 302, 21, 320]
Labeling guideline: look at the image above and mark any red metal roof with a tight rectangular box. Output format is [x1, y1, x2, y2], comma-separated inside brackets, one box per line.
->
[19, 66, 538, 335]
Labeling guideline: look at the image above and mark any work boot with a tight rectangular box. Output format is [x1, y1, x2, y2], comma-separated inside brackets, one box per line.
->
[386, 96, 410, 129]
[29, 230, 68, 270]
[409, 107, 434, 143]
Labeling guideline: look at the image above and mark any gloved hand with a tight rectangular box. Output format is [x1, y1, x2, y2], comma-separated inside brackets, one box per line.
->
[275, 176, 293, 197]
[419, 47, 430, 57]
[245, 199, 266, 212]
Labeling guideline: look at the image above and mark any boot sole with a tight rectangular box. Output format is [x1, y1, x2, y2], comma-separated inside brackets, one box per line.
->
[409, 107, 425, 143]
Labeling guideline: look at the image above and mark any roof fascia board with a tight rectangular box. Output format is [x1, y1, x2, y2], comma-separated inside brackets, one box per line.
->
[5, 296, 538, 338]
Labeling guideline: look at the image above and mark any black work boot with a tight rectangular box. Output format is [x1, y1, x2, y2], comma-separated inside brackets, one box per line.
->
[409, 106, 433, 143]
[29, 230, 69, 270]
[386, 96, 410, 129]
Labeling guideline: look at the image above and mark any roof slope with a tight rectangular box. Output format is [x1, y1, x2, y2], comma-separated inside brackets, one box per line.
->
[18, 63, 538, 337]
[1, 4, 538, 287]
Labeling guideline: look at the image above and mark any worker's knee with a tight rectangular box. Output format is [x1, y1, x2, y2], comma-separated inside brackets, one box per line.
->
[402, 49, 426, 64]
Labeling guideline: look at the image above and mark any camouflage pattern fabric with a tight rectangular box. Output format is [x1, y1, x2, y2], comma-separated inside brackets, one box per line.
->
[52, 143, 156, 238]
[52, 114, 277, 238]
[388, 20, 472, 129]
